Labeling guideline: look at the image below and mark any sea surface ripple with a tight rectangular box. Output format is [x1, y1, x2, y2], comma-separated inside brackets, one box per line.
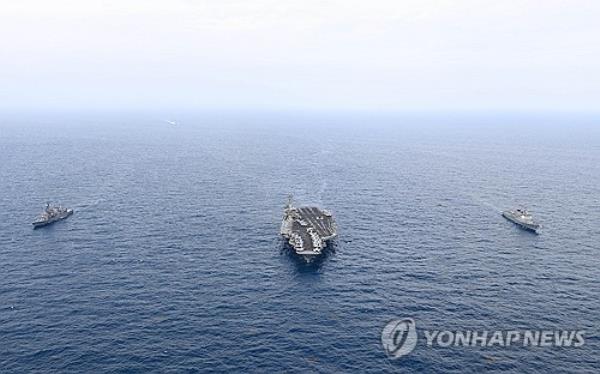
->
[0, 113, 599, 373]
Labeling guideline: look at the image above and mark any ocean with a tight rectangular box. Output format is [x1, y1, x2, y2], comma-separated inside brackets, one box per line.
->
[0, 113, 598, 372]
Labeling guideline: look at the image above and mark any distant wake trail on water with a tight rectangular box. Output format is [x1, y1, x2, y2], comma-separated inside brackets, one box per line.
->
[467, 193, 503, 213]
[74, 198, 105, 211]
[317, 180, 328, 205]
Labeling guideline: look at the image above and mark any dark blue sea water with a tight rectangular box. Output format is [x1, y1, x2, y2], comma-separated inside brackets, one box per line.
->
[1, 113, 599, 373]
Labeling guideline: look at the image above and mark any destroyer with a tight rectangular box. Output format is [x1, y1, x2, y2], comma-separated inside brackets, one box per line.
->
[32, 203, 73, 229]
[502, 208, 540, 233]
[280, 195, 337, 262]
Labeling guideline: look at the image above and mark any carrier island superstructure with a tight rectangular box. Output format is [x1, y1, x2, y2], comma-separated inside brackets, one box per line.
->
[280, 196, 337, 262]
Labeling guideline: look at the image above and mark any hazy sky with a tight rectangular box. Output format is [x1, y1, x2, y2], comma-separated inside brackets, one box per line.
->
[1, 0, 599, 112]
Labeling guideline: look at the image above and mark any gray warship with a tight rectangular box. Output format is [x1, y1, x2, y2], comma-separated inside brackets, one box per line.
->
[280, 196, 337, 262]
[32, 203, 73, 229]
[502, 208, 540, 233]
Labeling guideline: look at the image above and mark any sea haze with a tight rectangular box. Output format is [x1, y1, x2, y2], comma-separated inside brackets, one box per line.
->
[0, 113, 599, 372]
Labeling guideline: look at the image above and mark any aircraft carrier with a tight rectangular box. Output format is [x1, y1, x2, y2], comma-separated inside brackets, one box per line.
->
[280, 196, 337, 262]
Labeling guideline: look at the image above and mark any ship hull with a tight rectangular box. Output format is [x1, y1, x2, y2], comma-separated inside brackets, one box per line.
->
[281, 240, 332, 264]
[502, 212, 540, 233]
[32, 210, 73, 229]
